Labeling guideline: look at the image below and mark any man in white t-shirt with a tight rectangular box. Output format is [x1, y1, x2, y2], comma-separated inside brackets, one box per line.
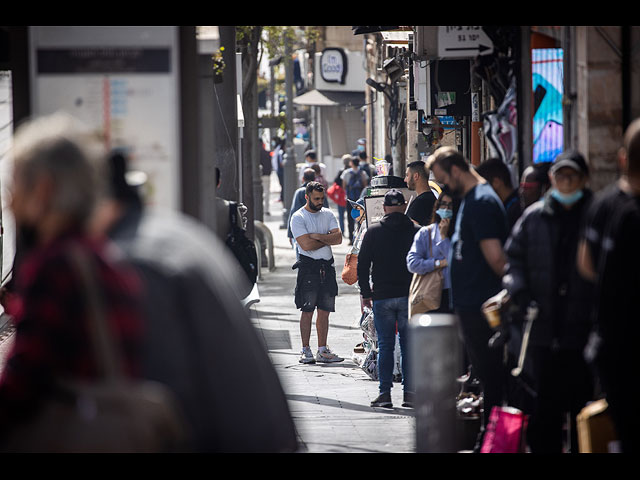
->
[290, 181, 344, 364]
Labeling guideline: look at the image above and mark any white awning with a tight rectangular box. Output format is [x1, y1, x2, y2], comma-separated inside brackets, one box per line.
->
[293, 89, 365, 107]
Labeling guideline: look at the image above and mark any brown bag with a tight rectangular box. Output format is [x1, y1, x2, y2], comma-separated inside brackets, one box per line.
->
[341, 253, 358, 285]
[408, 225, 443, 317]
[1, 247, 189, 453]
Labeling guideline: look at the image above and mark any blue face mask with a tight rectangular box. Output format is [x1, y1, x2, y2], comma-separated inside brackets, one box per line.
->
[436, 208, 453, 219]
[351, 208, 363, 220]
[550, 188, 583, 205]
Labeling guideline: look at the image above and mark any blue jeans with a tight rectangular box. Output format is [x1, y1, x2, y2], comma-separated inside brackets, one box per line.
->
[337, 205, 346, 235]
[373, 296, 411, 395]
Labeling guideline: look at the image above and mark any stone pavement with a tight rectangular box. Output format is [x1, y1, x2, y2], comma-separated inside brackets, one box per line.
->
[249, 204, 416, 453]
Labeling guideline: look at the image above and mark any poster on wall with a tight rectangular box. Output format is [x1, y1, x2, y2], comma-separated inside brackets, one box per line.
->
[532, 48, 564, 164]
[29, 26, 181, 210]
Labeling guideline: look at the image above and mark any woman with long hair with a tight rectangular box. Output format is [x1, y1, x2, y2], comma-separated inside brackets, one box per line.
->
[406, 188, 458, 312]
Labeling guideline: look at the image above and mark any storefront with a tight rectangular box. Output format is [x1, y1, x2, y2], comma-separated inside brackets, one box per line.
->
[293, 47, 367, 182]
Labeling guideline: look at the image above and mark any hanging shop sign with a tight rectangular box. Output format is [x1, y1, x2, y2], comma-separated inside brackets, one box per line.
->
[320, 48, 348, 85]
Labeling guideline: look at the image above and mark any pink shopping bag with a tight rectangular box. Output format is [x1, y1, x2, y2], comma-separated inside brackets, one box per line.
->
[481, 406, 529, 453]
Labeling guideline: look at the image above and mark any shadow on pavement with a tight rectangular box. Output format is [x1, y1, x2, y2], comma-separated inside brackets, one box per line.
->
[287, 393, 415, 417]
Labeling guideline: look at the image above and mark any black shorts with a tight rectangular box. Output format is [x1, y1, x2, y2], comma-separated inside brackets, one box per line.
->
[295, 269, 336, 313]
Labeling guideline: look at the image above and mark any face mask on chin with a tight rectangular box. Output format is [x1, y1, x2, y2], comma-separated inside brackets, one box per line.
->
[550, 188, 583, 206]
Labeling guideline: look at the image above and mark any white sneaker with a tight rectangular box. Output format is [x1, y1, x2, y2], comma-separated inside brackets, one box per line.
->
[316, 346, 344, 363]
[299, 347, 316, 364]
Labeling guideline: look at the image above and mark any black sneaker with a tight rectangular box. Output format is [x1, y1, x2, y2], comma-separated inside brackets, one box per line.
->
[402, 391, 415, 408]
[371, 392, 393, 408]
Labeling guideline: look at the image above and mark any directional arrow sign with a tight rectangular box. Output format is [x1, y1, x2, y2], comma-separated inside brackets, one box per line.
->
[438, 26, 494, 59]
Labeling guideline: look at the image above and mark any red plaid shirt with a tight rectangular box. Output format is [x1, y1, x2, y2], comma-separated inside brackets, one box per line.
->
[0, 231, 143, 433]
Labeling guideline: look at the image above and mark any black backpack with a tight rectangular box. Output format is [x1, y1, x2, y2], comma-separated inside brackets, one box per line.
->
[225, 202, 258, 287]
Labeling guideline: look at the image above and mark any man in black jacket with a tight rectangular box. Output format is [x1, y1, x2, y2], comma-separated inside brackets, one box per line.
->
[358, 190, 421, 409]
[503, 149, 595, 453]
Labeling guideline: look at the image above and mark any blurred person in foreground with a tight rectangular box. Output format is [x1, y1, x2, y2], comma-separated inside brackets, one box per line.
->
[503, 150, 595, 453]
[426, 146, 508, 451]
[0, 113, 143, 447]
[577, 118, 640, 453]
[89, 150, 298, 453]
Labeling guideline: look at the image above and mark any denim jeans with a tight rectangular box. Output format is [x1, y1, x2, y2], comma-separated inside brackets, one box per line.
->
[373, 296, 411, 394]
[337, 205, 346, 235]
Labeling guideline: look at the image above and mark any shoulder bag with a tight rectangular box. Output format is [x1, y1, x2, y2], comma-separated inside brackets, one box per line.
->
[408, 225, 444, 317]
[341, 252, 358, 285]
[1, 246, 189, 453]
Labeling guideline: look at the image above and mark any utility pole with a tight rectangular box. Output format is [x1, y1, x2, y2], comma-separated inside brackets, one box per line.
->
[280, 33, 297, 230]
[213, 26, 239, 203]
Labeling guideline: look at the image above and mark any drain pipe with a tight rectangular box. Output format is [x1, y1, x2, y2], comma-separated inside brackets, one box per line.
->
[622, 26, 631, 131]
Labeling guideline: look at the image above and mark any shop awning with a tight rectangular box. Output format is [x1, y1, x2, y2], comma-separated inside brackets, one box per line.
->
[293, 89, 365, 108]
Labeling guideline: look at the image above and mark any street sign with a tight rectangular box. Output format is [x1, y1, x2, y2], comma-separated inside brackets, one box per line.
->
[438, 26, 494, 59]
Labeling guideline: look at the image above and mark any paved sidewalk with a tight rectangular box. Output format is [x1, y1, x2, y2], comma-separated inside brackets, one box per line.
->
[249, 205, 416, 453]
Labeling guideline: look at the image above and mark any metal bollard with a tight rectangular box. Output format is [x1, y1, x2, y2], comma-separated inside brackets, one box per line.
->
[410, 312, 461, 453]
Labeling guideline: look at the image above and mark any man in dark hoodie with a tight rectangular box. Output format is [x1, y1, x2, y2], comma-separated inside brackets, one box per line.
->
[357, 189, 421, 409]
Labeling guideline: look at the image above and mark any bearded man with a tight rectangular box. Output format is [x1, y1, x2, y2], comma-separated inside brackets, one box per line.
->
[289, 181, 344, 364]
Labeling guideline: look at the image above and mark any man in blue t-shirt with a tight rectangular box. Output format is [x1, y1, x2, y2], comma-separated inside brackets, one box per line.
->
[427, 147, 508, 451]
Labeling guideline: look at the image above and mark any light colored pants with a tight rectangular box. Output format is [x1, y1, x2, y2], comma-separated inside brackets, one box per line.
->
[262, 175, 271, 214]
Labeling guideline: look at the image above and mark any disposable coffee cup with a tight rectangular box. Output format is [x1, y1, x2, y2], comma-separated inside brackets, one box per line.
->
[483, 303, 501, 328]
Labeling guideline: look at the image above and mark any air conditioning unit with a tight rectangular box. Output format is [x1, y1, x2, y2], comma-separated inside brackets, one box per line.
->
[414, 26, 439, 61]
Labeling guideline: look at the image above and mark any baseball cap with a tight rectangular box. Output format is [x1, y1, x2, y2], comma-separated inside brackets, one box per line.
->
[347, 198, 365, 209]
[383, 189, 406, 206]
[550, 150, 589, 176]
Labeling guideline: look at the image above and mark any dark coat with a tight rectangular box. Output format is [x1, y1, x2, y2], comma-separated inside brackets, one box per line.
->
[357, 212, 421, 300]
[502, 189, 594, 350]
[108, 205, 297, 453]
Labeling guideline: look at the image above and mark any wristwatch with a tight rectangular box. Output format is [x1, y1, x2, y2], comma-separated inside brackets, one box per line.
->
[435, 260, 441, 268]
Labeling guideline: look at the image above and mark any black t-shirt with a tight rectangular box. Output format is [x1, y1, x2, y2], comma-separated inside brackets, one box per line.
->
[406, 190, 437, 226]
[581, 182, 640, 349]
[450, 183, 508, 311]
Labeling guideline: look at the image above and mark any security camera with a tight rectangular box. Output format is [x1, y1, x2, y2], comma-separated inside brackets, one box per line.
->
[366, 78, 386, 92]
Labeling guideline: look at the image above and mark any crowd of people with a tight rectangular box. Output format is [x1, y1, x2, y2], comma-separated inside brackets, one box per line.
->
[287, 124, 640, 454]
[4, 109, 636, 454]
